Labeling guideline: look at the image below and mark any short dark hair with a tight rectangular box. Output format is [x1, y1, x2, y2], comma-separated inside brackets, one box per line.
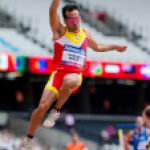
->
[62, 3, 79, 19]
[144, 106, 150, 119]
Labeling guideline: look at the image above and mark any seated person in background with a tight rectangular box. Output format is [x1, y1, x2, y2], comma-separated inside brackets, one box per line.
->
[66, 131, 88, 150]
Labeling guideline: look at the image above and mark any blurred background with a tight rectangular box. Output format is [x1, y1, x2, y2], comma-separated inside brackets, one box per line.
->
[0, 0, 150, 149]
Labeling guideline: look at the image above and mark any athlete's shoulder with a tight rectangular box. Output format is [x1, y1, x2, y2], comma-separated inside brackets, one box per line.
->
[126, 130, 134, 139]
[81, 28, 90, 38]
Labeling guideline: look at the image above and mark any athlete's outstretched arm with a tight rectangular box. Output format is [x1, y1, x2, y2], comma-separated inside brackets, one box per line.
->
[86, 30, 127, 52]
[146, 129, 150, 150]
[147, 129, 150, 136]
[49, 0, 63, 32]
[125, 130, 133, 150]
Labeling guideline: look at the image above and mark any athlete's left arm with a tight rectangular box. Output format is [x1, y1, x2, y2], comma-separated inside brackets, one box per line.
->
[87, 30, 127, 52]
[147, 129, 150, 136]
[146, 129, 150, 150]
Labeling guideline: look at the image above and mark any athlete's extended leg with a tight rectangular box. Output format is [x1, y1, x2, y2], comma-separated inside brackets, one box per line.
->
[22, 90, 57, 150]
[28, 90, 57, 135]
[43, 73, 79, 128]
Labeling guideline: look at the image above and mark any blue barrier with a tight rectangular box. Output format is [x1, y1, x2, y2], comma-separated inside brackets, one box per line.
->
[117, 124, 141, 129]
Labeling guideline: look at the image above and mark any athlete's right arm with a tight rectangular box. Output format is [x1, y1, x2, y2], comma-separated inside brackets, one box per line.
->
[125, 130, 133, 150]
[49, 0, 63, 33]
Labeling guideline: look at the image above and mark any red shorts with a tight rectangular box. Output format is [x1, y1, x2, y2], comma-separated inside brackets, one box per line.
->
[44, 71, 82, 97]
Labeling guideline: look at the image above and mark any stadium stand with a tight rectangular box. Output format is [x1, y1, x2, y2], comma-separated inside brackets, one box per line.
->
[10, 112, 129, 150]
[55, 114, 135, 144]
[0, 0, 150, 62]
[0, 28, 50, 56]
[0, 129, 52, 150]
[0, 112, 54, 150]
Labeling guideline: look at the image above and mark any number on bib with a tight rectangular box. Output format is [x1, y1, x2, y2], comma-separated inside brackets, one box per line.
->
[61, 45, 86, 68]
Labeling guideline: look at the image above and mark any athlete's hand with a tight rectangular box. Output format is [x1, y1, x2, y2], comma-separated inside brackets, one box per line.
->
[115, 45, 127, 52]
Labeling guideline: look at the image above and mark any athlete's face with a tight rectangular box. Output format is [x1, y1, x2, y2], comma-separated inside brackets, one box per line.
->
[64, 10, 80, 32]
[135, 117, 144, 127]
[142, 113, 150, 128]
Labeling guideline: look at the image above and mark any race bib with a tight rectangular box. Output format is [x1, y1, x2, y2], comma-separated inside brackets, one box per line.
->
[61, 44, 86, 68]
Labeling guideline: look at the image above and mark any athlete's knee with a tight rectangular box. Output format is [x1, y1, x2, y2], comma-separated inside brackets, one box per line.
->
[36, 103, 48, 115]
[63, 75, 79, 89]
[36, 90, 56, 115]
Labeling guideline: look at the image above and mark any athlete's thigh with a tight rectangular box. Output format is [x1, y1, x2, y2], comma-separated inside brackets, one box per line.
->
[44, 71, 63, 98]
[38, 71, 63, 107]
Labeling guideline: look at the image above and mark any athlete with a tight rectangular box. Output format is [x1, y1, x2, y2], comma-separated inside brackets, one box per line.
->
[142, 106, 150, 150]
[143, 106, 150, 129]
[125, 117, 150, 150]
[22, 0, 127, 149]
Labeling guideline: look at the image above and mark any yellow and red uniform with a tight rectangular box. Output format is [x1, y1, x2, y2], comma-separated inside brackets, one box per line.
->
[45, 28, 89, 96]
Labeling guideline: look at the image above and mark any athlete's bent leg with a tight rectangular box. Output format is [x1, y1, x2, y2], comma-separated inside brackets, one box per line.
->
[22, 90, 56, 150]
[28, 90, 56, 135]
[43, 73, 79, 128]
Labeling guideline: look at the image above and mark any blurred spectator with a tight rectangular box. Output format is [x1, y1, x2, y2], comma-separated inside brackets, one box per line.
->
[0, 129, 15, 150]
[15, 90, 24, 103]
[89, 86, 97, 95]
[102, 99, 113, 114]
[100, 128, 110, 142]
[100, 125, 116, 143]
[106, 125, 116, 137]
[64, 110, 75, 130]
[0, 129, 49, 150]
[13, 90, 26, 111]
[65, 131, 88, 150]
[97, 12, 106, 23]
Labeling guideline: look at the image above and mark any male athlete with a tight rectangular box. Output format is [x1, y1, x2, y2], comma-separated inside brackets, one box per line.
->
[22, 0, 127, 149]
[142, 106, 150, 150]
[143, 106, 150, 129]
[125, 117, 150, 150]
